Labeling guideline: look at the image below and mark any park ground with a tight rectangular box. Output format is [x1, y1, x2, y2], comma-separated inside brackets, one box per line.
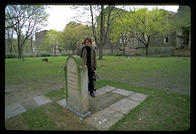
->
[5, 56, 190, 130]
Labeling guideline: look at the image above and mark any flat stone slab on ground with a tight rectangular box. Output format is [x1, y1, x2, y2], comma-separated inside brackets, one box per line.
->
[33, 95, 51, 106]
[89, 92, 124, 114]
[112, 88, 134, 96]
[95, 90, 106, 96]
[98, 86, 116, 93]
[56, 99, 67, 107]
[5, 103, 26, 120]
[108, 98, 140, 115]
[21, 97, 39, 110]
[127, 93, 148, 102]
[85, 107, 124, 130]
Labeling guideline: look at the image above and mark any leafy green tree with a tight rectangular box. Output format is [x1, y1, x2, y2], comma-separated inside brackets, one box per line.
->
[62, 22, 92, 54]
[43, 30, 62, 55]
[109, 8, 129, 55]
[111, 8, 171, 56]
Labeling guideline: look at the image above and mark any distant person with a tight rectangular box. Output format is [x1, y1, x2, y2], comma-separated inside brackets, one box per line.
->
[80, 37, 97, 97]
[125, 50, 130, 58]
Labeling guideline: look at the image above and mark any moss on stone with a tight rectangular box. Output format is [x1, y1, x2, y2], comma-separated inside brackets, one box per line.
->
[64, 55, 87, 98]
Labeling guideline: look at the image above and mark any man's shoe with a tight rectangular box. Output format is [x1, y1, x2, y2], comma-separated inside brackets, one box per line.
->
[90, 92, 95, 97]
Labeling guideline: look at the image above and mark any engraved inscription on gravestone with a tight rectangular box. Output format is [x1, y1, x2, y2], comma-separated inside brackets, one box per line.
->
[64, 55, 90, 118]
[67, 58, 78, 91]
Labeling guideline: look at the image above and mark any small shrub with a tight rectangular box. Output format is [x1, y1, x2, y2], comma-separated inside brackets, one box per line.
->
[59, 53, 72, 56]
[39, 52, 53, 57]
[116, 51, 123, 56]
[23, 53, 33, 58]
[5, 53, 18, 58]
[135, 53, 142, 56]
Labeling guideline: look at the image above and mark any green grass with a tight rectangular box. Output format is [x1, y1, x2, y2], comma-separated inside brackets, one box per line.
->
[5, 56, 190, 130]
[5, 56, 190, 94]
[45, 88, 65, 102]
[96, 56, 190, 94]
[45, 88, 65, 98]
[5, 56, 67, 85]
[5, 80, 190, 130]
[96, 80, 190, 131]
[22, 105, 59, 130]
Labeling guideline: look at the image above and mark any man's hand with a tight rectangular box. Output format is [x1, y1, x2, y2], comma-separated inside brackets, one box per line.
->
[84, 65, 87, 67]
[94, 70, 96, 73]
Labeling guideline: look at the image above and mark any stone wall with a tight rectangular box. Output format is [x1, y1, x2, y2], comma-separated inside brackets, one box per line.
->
[148, 46, 175, 56]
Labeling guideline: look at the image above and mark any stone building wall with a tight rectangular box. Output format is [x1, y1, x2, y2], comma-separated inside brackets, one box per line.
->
[150, 31, 176, 47]
[35, 30, 48, 50]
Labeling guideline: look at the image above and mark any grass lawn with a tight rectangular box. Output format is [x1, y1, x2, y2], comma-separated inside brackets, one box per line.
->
[5, 56, 66, 85]
[5, 56, 190, 130]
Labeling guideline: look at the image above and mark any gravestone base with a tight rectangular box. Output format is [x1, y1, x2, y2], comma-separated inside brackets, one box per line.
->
[65, 105, 91, 119]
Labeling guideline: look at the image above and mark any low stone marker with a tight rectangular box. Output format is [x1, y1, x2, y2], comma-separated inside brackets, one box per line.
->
[33, 95, 51, 106]
[64, 55, 90, 119]
[5, 103, 26, 120]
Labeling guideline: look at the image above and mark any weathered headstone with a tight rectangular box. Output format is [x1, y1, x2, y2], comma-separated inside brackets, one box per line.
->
[64, 55, 90, 118]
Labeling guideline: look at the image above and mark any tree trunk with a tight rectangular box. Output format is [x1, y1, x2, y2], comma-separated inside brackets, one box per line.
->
[9, 39, 13, 53]
[54, 45, 56, 56]
[30, 36, 33, 53]
[18, 47, 23, 59]
[99, 5, 104, 60]
[145, 37, 150, 56]
[111, 43, 113, 55]
[17, 37, 22, 59]
[98, 44, 103, 60]
[123, 44, 126, 56]
[145, 46, 148, 56]
[10, 29, 14, 53]
[90, 5, 98, 46]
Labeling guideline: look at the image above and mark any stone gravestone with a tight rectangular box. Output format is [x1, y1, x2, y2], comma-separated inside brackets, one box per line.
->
[64, 55, 90, 118]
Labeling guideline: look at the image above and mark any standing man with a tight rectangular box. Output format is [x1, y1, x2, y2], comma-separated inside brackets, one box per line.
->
[80, 37, 97, 97]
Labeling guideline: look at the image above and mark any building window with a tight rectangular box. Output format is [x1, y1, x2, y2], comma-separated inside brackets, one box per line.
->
[164, 37, 169, 44]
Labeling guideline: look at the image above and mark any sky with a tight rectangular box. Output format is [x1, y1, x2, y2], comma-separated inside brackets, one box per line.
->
[45, 5, 179, 32]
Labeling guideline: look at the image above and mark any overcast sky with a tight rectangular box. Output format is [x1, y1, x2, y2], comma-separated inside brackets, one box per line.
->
[45, 5, 179, 32]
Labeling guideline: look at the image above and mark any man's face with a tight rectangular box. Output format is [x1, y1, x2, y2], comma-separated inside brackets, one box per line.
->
[85, 40, 91, 47]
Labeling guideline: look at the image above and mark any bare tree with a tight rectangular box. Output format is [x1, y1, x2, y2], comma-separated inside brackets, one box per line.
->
[5, 6, 28, 29]
[5, 28, 14, 53]
[5, 5, 48, 59]
[90, 5, 115, 60]
[71, 5, 120, 59]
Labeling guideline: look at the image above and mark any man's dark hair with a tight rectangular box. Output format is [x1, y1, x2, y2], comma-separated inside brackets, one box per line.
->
[84, 37, 92, 44]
